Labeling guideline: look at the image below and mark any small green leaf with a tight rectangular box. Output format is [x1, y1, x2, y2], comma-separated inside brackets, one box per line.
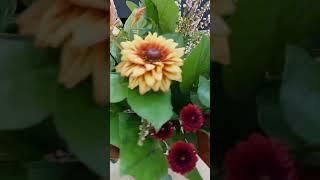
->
[162, 33, 185, 48]
[119, 113, 168, 180]
[110, 112, 120, 147]
[53, 86, 107, 177]
[110, 73, 128, 103]
[151, 0, 179, 33]
[185, 168, 202, 180]
[126, 1, 138, 12]
[127, 90, 173, 130]
[197, 76, 210, 108]
[180, 36, 210, 92]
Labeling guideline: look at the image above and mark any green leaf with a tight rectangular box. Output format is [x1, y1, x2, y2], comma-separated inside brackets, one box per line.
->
[110, 112, 120, 147]
[126, 1, 138, 12]
[257, 86, 305, 148]
[53, 86, 107, 177]
[222, 0, 282, 98]
[127, 90, 173, 130]
[26, 161, 98, 180]
[144, 0, 159, 24]
[110, 73, 128, 103]
[180, 36, 210, 92]
[0, 162, 27, 179]
[197, 76, 210, 108]
[119, 113, 168, 180]
[22, 0, 34, 6]
[190, 92, 206, 109]
[0, 0, 17, 31]
[0, 34, 59, 130]
[162, 33, 185, 48]
[185, 168, 202, 180]
[151, 0, 179, 33]
[280, 46, 320, 144]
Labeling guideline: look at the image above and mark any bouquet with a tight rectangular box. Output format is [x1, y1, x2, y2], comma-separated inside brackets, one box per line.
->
[110, 0, 210, 179]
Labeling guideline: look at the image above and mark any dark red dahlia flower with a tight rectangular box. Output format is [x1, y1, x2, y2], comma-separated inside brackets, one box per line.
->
[150, 121, 175, 141]
[167, 141, 198, 174]
[225, 134, 298, 180]
[179, 104, 204, 132]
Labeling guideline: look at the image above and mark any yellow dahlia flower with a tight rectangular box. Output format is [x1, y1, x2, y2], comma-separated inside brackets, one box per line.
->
[116, 33, 184, 95]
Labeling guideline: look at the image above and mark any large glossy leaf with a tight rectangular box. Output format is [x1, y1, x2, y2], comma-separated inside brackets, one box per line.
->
[280, 46, 320, 144]
[222, 0, 282, 98]
[197, 76, 210, 108]
[119, 113, 168, 180]
[0, 34, 59, 130]
[110, 73, 128, 103]
[257, 86, 305, 148]
[127, 89, 173, 130]
[151, 0, 178, 33]
[53, 86, 107, 177]
[180, 36, 210, 92]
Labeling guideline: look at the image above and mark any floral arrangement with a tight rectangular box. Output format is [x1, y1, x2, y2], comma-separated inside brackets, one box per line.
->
[110, 0, 210, 179]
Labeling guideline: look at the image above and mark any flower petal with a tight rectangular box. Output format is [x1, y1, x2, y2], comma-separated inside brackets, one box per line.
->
[144, 72, 155, 87]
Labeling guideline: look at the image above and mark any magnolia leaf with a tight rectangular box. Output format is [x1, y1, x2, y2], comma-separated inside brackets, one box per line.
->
[127, 90, 173, 130]
[110, 73, 128, 103]
[151, 0, 179, 33]
[0, 34, 59, 130]
[280, 46, 320, 144]
[180, 36, 210, 92]
[53, 86, 107, 177]
[119, 113, 168, 180]
[197, 76, 210, 108]
[126, 1, 138, 12]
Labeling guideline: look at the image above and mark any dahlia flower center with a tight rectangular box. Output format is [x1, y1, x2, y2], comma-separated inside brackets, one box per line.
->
[145, 48, 161, 61]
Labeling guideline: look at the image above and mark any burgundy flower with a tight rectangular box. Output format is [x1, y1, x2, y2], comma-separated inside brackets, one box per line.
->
[167, 141, 198, 174]
[225, 134, 298, 180]
[179, 104, 204, 132]
[150, 121, 175, 141]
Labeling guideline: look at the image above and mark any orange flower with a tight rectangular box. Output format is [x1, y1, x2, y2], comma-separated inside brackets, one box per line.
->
[116, 33, 184, 95]
[131, 7, 146, 27]
[16, 0, 120, 106]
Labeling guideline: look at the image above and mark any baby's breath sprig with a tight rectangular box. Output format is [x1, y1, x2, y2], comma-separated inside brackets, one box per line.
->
[137, 119, 153, 146]
[175, 0, 210, 54]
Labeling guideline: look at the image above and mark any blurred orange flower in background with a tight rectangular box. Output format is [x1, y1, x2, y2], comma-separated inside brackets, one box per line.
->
[17, 0, 120, 106]
[212, 0, 235, 65]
